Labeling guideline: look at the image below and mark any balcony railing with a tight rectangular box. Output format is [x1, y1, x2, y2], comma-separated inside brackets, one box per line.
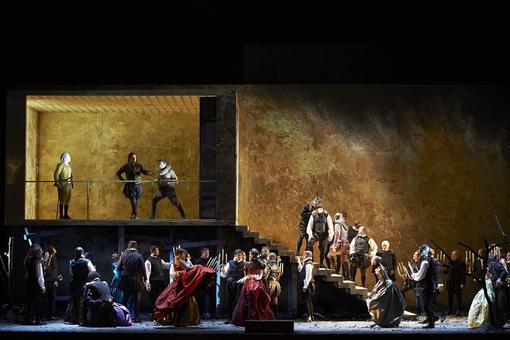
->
[24, 179, 215, 220]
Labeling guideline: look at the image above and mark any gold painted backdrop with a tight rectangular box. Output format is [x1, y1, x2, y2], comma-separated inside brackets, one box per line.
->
[236, 85, 510, 297]
[27, 96, 200, 220]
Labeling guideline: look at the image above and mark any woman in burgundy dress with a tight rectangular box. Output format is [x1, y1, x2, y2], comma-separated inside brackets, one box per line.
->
[231, 248, 275, 326]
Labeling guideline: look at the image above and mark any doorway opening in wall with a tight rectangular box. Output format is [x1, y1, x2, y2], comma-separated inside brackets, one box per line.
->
[24, 95, 216, 221]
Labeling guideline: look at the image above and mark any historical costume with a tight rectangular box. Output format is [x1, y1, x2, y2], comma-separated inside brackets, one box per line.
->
[366, 256, 406, 327]
[118, 241, 146, 322]
[472, 248, 486, 289]
[151, 160, 186, 219]
[24, 244, 46, 325]
[487, 256, 508, 326]
[65, 247, 95, 324]
[376, 241, 397, 282]
[297, 203, 313, 253]
[267, 253, 282, 317]
[306, 197, 334, 268]
[231, 249, 275, 326]
[194, 248, 216, 319]
[349, 226, 378, 287]
[445, 250, 466, 316]
[145, 246, 171, 318]
[297, 251, 315, 322]
[411, 244, 437, 328]
[82, 272, 116, 327]
[154, 249, 216, 326]
[468, 279, 495, 328]
[400, 251, 422, 315]
[116, 152, 152, 219]
[53, 152, 73, 219]
[110, 252, 123, 303]
[42, 246, 59, 320]
[220, 249, 246, 319]
[327, 212, 350, 278]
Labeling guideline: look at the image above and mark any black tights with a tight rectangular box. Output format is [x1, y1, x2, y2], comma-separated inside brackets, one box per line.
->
[129, 197, 138, 217]
[123, 290, 141, 320]
[296, 232, 308, 254]
[350, 264, 367, 287]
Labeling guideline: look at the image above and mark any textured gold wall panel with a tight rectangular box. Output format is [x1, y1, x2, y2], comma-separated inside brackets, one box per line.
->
[25, 107, 38, 219]
[30, 96, 199, 219]
[236, 85, 510, 293]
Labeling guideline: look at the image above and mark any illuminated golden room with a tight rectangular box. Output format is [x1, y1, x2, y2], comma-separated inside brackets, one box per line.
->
[25, 96, 200, 220]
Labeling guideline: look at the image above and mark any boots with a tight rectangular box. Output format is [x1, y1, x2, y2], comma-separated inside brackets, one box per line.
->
[63, 204, 71, 219]
[150, 200, 157, 219]
[59, 204, 64, 219]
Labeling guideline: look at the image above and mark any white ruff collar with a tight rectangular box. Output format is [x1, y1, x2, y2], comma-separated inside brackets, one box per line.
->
[159, 165, 172, 176]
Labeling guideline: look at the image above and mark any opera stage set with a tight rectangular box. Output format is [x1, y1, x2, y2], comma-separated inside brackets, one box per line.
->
[2, 85, 510, 338]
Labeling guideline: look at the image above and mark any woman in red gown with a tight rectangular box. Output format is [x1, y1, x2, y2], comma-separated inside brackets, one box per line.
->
[231, 248, 275, 326]
[154, 248, 215, 326]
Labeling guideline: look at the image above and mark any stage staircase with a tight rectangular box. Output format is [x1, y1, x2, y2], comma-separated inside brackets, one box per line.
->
[234, 225, 369, 301]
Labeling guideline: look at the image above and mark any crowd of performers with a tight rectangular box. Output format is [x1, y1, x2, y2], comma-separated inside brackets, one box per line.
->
[53, 152, 186, 220]
[21, 194, 510, 329]
[22, 241, 282, 327]
[298, 196, 510, 328]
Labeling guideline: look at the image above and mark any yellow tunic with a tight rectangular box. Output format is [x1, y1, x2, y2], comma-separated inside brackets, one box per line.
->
[54, 163, 73, 204]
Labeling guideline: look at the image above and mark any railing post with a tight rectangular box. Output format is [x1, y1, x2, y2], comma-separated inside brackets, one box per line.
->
[150, 180, 154, 218]
[86, 181, 90, 220]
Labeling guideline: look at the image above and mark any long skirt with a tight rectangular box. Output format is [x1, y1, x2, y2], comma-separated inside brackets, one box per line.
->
[366, 281, 406, 327]
[231, 278, 275, 326]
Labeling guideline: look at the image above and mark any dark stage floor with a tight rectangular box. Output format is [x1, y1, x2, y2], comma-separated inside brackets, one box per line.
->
[1, 317, 509, 339]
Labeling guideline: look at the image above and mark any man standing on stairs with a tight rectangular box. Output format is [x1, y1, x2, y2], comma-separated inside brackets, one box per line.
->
[297, 250, 315, 322]
[327, 212, 350, 278]
[349, 226, 378, 288]
[54, 152, 73, 219]
[306, 196, 334, 268]
[297, 202, 313, 254]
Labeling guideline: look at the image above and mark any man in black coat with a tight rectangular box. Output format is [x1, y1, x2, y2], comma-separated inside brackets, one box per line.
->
[445, 250, 466, 316]
[194, 247, 216, 319]
[488, 256, 508, 327]
[119, 240, 146, 323]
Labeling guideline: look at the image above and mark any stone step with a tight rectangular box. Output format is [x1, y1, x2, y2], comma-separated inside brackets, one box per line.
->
[314, 267, 332, 276]
[254, 238, 272, 245]
[324, 273, 344, 282]
[354, 286, 369, 299]
[235, 225, 248, 232]
[243, 231, 259, 238]
[341, 280, 356, 291]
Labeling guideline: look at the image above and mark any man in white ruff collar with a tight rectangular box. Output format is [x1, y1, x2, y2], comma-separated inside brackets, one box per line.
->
[150, 160, 186, 219]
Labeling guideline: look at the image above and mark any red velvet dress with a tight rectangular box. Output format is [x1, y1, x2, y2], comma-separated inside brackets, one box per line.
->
[231, 260, 275, 326]
[154, 263, 215, 326]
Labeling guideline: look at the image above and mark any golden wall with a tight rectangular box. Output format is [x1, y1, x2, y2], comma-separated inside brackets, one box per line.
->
[236, 85, 510, 292]
[30, 102, 199, 219]
[25, 106, 38, 219]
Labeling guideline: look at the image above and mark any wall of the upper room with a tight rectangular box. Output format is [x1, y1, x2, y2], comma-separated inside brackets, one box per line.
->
[26, 96, 200, 220]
